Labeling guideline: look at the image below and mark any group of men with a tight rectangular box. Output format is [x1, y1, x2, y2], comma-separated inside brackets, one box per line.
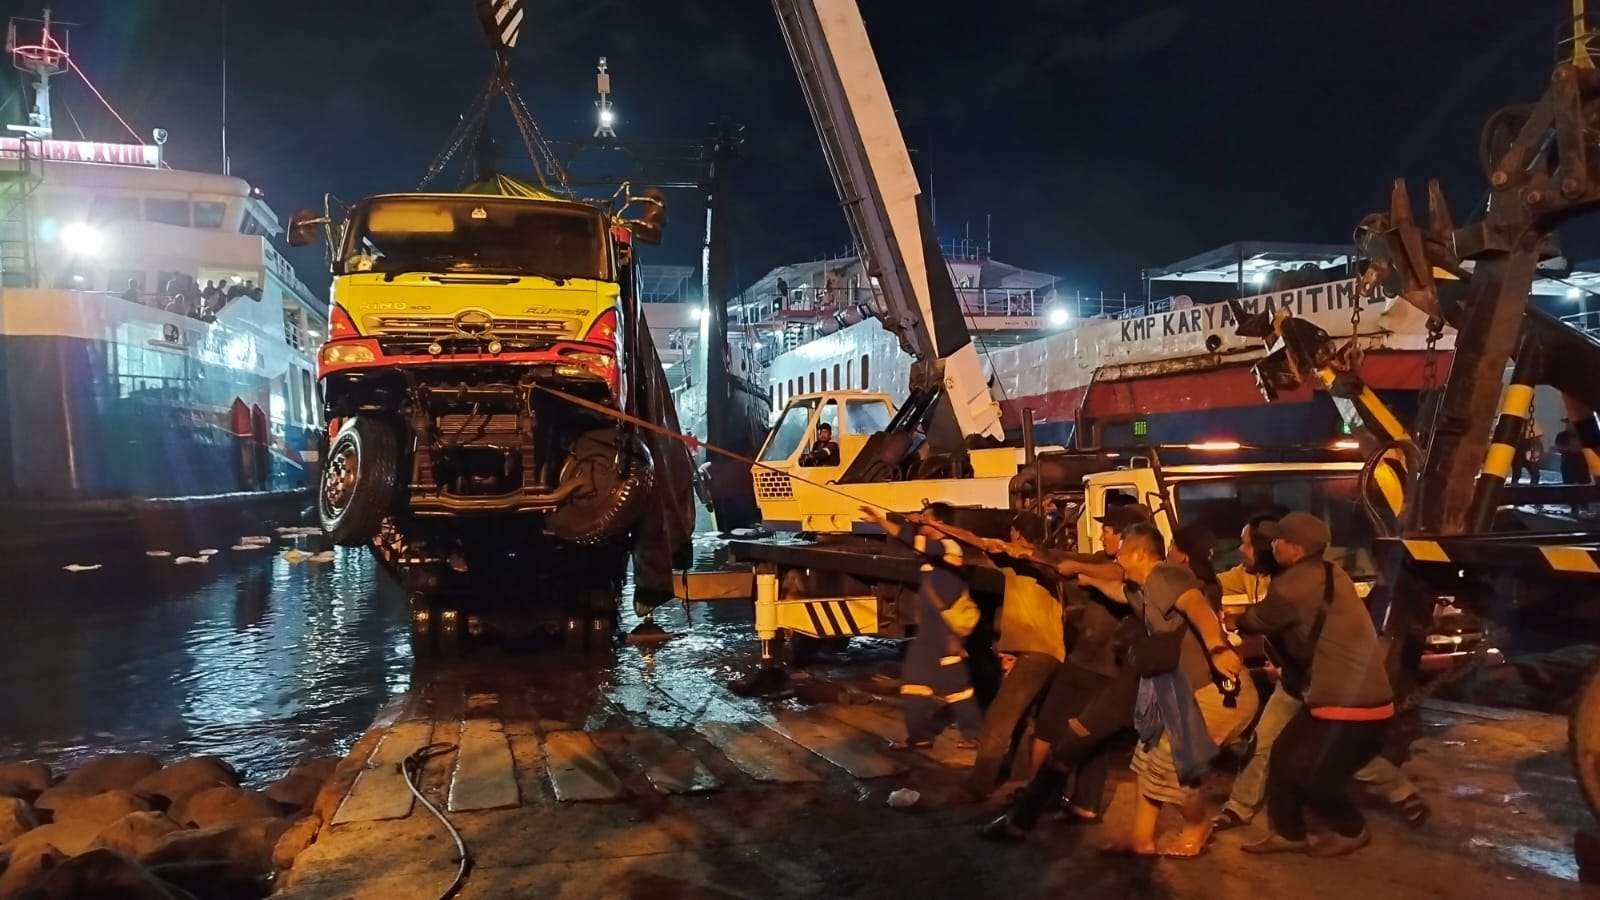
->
[120, 275, 262, 320]
[861, 497, 1424, 858]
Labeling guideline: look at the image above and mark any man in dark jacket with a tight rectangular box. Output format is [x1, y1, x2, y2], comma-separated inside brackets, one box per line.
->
[1236, 512, 1394, 857]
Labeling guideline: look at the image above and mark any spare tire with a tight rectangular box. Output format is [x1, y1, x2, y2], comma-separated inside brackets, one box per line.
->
[545, 428, 655, 545]
[320, 416, 400, 546]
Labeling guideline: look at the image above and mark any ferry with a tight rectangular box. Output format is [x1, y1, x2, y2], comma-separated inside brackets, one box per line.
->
[0, 13, 325, 552]
[743, 241, 1458, 449]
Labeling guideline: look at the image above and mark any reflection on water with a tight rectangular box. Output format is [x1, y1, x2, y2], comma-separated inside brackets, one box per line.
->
[0, 548, 412, 781]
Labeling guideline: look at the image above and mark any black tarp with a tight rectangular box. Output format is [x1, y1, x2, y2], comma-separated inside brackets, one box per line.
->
[627, 298, 696, 612]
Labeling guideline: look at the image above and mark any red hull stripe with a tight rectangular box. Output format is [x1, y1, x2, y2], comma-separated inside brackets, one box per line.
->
[1000, 351, 1442, 425]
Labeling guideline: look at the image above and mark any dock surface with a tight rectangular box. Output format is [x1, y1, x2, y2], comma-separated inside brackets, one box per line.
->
[277, 610, 1593, 900]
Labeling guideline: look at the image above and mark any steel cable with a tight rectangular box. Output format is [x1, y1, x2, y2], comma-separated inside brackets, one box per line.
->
[400, 742, 470, 900]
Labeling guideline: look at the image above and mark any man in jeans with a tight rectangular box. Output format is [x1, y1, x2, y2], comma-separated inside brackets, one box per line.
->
[1235, 512, 1396, 857]
[964, 512, 1062, 797]
[1214, 515, 1429, 831]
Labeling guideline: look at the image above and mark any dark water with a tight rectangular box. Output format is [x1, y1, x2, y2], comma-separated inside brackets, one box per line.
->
[0, 546, 413, 782]
[0, 531, 748, 782]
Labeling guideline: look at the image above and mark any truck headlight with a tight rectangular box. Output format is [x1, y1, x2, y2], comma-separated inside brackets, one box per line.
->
[321, 343, 377, 366]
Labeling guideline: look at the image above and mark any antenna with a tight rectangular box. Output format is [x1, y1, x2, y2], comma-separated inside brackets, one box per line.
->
[594, 56, 616, 139]
[221, 0, 229, 175]
[7, 7, 75, 139]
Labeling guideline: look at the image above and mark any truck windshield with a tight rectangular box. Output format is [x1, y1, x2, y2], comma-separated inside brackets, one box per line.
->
[761, 399, 820, 462]
[342, 197, 607, 280]
[1173, 473, 1378, 579]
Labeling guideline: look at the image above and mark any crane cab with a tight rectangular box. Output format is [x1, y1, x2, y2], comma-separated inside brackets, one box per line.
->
[752, 389, 1044, 533]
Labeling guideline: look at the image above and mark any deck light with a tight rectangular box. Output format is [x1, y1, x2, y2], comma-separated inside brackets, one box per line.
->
[60, 222, 105, 256]
[1188, 440, 1242, 452]
[1568, 286, 1584, 299]
[1048, 307, 1071, 327]
[690, 306, 707, 322]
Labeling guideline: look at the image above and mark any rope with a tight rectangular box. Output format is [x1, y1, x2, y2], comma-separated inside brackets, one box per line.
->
[401, 742, 470, 900]
[67, 59, 160, 162]
[532, 383, 903, 516]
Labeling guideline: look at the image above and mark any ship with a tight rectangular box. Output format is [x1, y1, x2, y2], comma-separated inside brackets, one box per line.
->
[0, 11, 325, 556]
[739, 241, 1462, 451]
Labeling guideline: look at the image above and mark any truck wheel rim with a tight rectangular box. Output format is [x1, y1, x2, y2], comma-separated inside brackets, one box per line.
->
[323, 440, 359, 516]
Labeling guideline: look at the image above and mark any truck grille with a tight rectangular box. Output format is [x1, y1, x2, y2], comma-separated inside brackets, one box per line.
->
[435, 414, 521, 438]
[755, 469, 794, 500]
[363, 314, 575, 340]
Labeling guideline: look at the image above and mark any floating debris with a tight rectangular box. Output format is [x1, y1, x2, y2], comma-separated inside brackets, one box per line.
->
[238, 535, 273, 544]
[282, 549, 308, 564]
[145, 550, 172, 558]
[230, 543, 267, 551]
[197, 549, 220, 557]
[308, 550, 336, 564]
[887, 788, 920, 808]
[61, 563, 102, 573]
[174, 556, 209, 565]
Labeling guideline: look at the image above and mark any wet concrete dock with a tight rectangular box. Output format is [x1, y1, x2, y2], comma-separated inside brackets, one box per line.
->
[278, 602, 1595, 899]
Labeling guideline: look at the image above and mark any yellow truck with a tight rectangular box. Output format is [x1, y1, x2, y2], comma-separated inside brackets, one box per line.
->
[287, 182, 692, 618]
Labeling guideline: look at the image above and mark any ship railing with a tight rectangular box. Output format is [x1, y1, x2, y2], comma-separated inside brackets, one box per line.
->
[1560, 309, 1600, 335]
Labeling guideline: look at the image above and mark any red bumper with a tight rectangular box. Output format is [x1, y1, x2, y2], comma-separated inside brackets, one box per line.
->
[317, 338, 620, 395]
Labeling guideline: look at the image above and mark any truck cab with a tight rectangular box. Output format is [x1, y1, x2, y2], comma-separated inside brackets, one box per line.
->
[1068, 455, 1378, 606]
[753, 389, 1052, 534]
[288, 185, 676, 578]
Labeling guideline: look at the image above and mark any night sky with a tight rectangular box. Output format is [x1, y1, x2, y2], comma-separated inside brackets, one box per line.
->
[8, 1, 1580, 298]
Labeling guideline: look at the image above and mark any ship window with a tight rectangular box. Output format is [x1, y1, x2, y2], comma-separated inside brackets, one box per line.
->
[771, 385, 778, 409]
[820, 369, 828, 391]
[145, 199, 191, 227]
[847, 360, 854, 388]
[241, 214, 269, 237]
[845, 399, 892, 436]
[860, 354, 870, 389]
[90, 195, 140, 222]
[761, 398, 819, 462]
[833, 364, 842, 391]
[193, 201, 227, 229]
[808, 372, 815, 393]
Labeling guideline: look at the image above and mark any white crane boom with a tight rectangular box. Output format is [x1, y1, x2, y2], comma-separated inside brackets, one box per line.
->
[772, 0, 1004, 443]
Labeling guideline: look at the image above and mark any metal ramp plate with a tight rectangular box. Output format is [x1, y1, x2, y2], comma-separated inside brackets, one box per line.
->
[542, 730, 627, 802]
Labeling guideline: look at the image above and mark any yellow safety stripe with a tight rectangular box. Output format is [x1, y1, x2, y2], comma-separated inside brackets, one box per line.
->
[1373, 461, 1406, 517]
[1540, 546, 1600, 573]
[943, 687, 975, 704]
[1500, 384, 1535, 417]
[1403, 539, 1450, 562]
[1359, 386, 1409, 442]
[939, 655, 964, 666]
[900, 684, 935, 697]
[1576, 0, 1594, 69]
[1482, 443, 1516, 480]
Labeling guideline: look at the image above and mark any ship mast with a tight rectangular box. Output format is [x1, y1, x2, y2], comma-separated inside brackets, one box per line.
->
[6, 6, 74, 139]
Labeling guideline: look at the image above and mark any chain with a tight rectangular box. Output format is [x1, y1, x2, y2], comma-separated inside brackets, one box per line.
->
[1415, 315, 1446, 448]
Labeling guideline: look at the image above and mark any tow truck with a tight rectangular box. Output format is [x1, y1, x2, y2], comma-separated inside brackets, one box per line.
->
[726, 0, 1397, 672]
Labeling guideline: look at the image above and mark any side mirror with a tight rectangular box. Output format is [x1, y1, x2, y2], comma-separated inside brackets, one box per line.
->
[286, 208, 329, 248]
[625, 188, 667, 245]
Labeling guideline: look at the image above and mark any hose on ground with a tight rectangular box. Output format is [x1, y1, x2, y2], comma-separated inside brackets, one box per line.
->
[401, 742, 469, 900]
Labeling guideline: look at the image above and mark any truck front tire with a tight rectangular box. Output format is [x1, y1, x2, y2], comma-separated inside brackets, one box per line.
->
[320, 416, 400, 547]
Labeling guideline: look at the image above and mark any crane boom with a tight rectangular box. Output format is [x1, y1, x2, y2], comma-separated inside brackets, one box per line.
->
[772, 0, 1004, 443]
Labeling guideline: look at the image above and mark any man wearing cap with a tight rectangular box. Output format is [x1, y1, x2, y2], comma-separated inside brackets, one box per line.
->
[1234, 512, 1395, 857]
[1213, 512, 1429, 834]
